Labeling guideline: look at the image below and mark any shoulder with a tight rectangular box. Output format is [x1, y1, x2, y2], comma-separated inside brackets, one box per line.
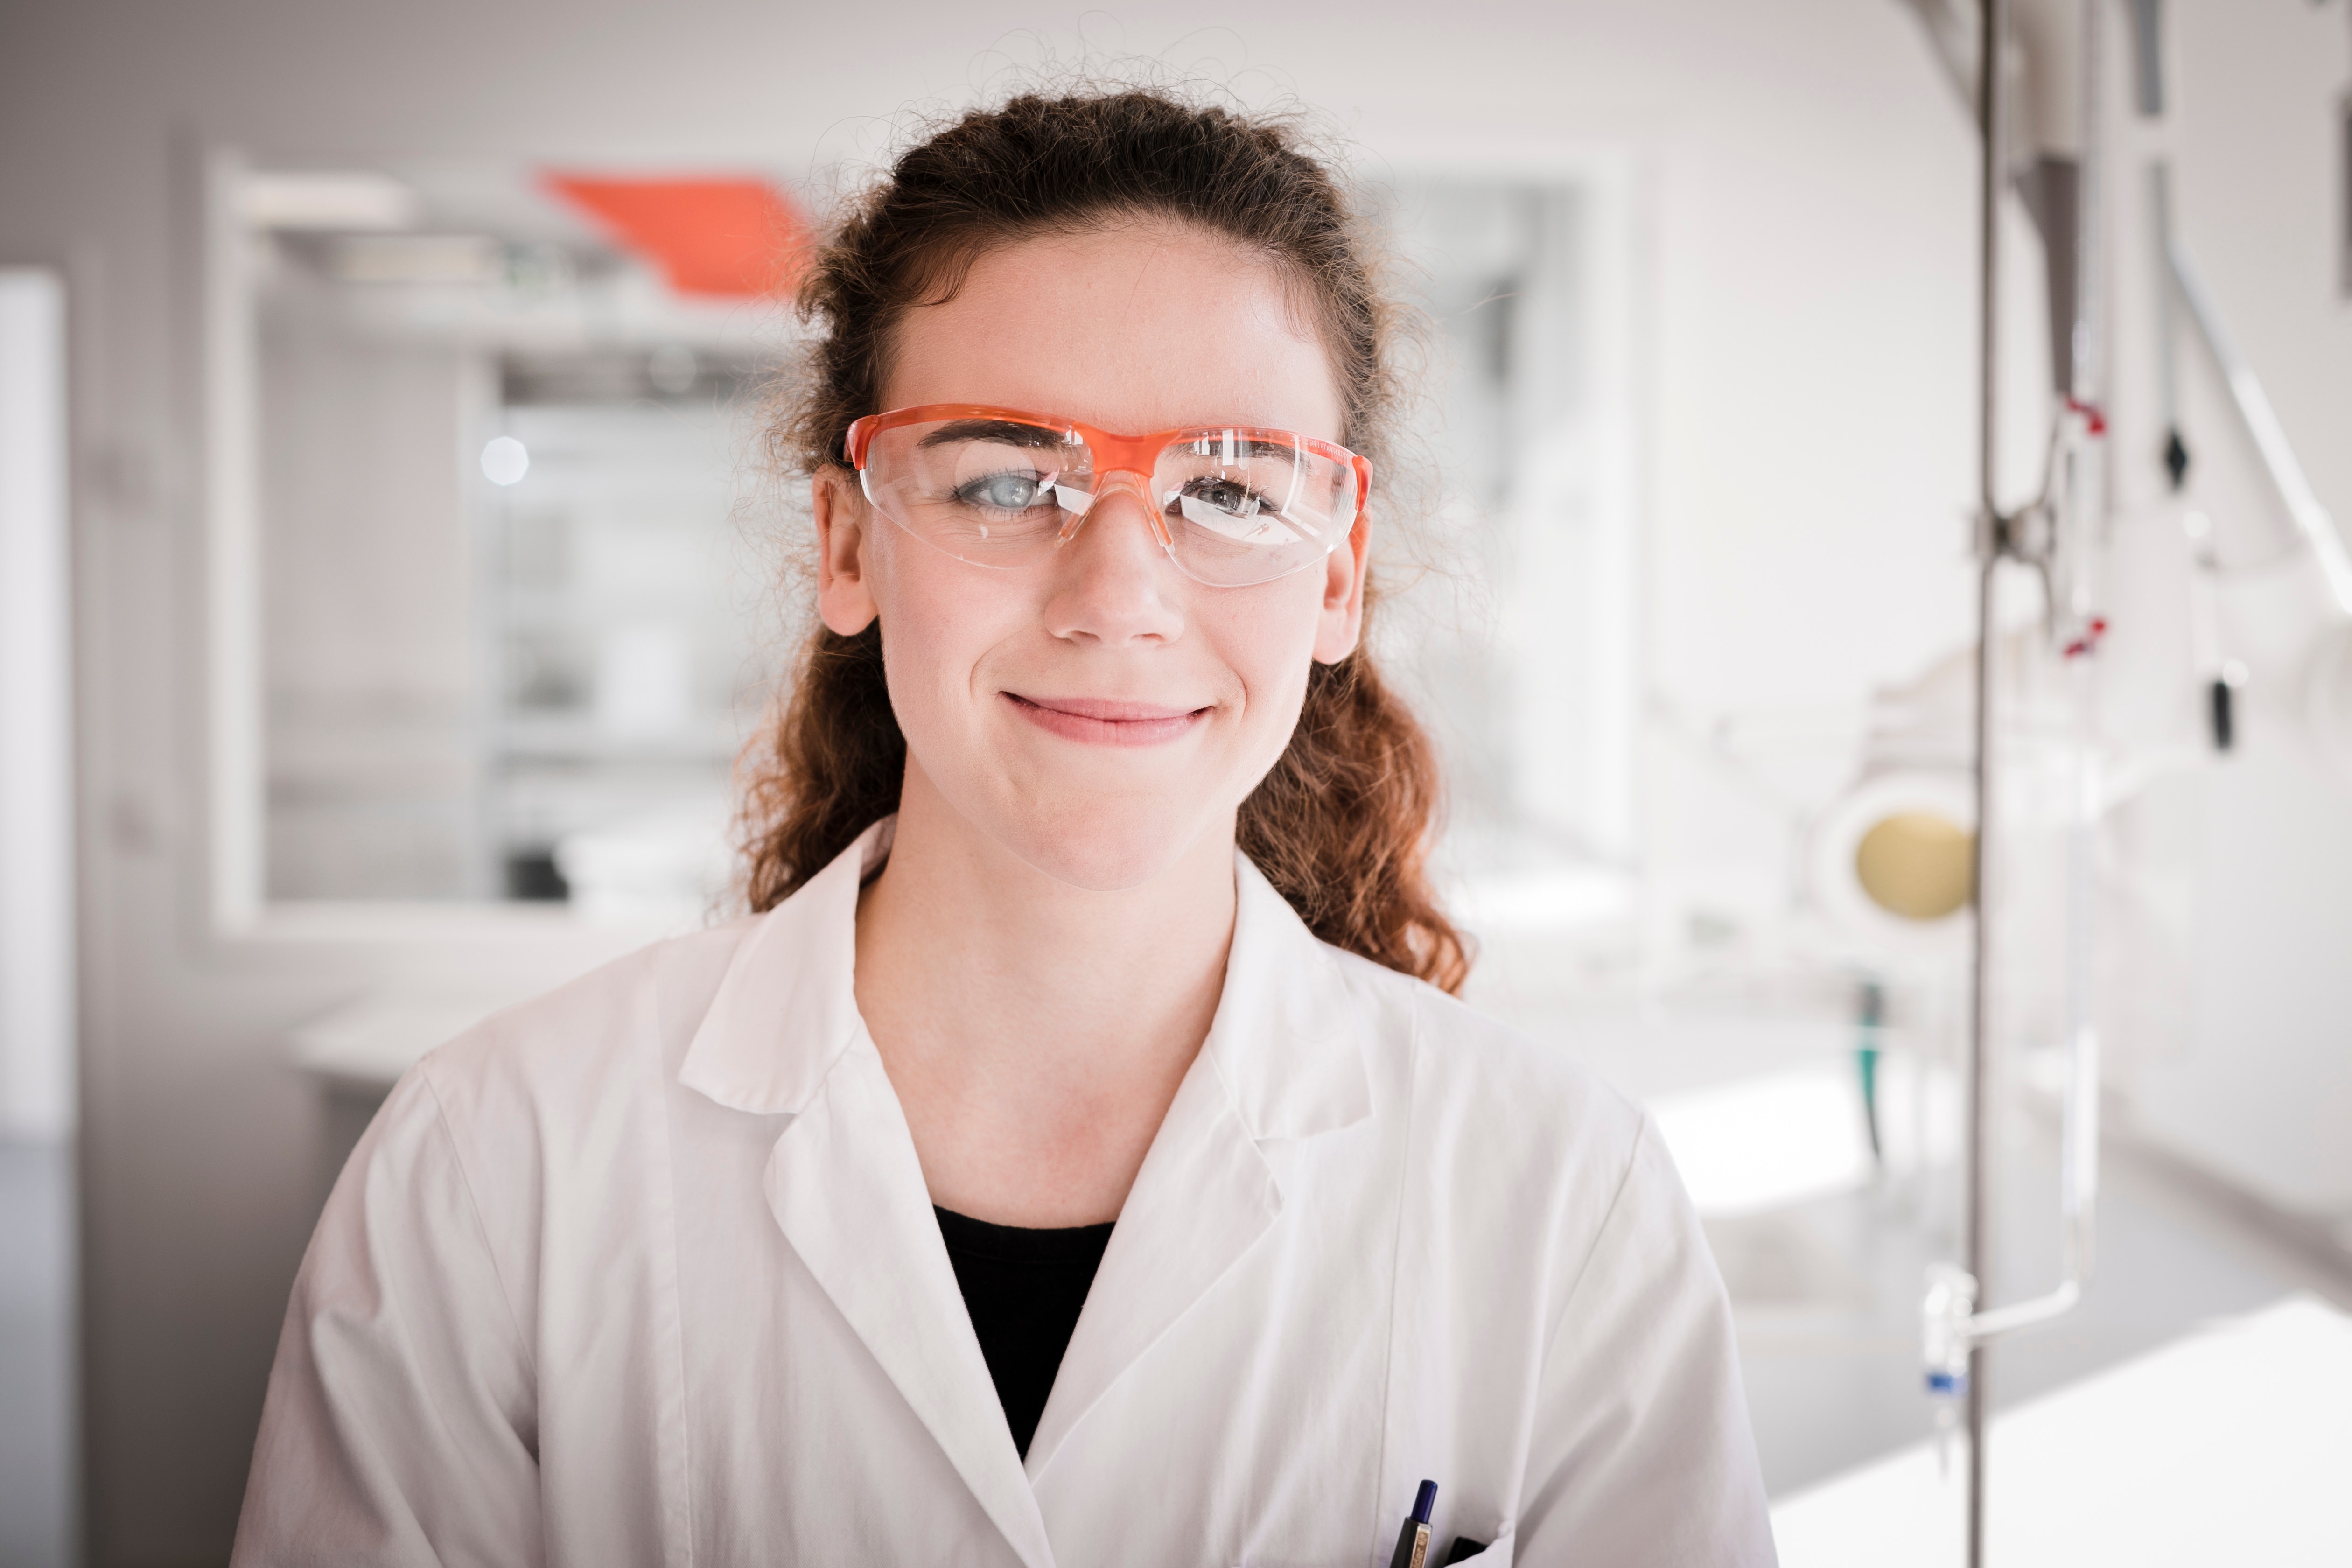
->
[411, 915, 758, 1143]
[1328, 944, 1646, 1157]
[1316, 947, 1718, 1418]
[1320, 944, 1661, 1265]
[347, 917, 769, 1304]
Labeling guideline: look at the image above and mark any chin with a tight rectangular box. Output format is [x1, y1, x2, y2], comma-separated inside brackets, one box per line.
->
[987, 789, 1219, 894]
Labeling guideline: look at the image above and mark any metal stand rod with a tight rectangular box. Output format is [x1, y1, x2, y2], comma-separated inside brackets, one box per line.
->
[1967, 0, 2008, 1563]
[1966, 560, 1995, 1568]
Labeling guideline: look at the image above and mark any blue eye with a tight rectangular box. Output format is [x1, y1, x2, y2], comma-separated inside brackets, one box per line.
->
[957, 472, 1052, 511]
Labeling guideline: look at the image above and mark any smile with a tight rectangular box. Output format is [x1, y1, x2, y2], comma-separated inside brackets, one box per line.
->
[1002, 693, 1212, 747]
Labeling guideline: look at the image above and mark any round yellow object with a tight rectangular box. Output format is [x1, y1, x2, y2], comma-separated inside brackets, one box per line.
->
[1853, 812, 1974, 922]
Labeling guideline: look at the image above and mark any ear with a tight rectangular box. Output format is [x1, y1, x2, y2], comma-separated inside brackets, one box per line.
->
[1310, 507, 1371, 664]
[814, 467, 881, 637]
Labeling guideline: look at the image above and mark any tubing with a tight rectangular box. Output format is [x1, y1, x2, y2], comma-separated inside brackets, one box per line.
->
[2166, 243, 2352, 616]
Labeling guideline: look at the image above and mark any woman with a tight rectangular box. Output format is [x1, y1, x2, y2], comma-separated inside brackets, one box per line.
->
[235, 89, 1773, 1567]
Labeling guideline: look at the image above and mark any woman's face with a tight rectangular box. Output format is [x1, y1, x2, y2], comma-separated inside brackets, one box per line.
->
[813, 221, 1367, 892]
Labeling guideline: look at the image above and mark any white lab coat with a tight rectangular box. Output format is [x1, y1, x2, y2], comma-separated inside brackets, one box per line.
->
[234, 820, 1774, 1567]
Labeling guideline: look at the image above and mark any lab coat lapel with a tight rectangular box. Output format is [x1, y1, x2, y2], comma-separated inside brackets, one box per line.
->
[763, 1047, 1054, 1568]
[678, 821, 1054, 1568]
[1022, 856, 1374, 1478]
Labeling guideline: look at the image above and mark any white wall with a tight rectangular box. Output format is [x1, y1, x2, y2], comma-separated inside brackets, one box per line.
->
[9, 0, 2339, 1559]
[0, 269, 77, 1144]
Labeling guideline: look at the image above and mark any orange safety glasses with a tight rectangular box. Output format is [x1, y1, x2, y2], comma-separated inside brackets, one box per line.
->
[844, 404, 1372, 588]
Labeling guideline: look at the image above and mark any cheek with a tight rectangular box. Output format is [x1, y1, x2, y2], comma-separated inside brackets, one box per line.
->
[868, 536, 1022, 726]
[1211, 574, 1328, 748]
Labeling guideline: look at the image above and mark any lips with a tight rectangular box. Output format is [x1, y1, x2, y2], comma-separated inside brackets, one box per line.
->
[1003, 692, 1211, 746]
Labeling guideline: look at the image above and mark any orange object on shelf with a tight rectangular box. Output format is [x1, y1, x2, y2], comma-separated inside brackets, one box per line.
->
[543, 174, 809, 298]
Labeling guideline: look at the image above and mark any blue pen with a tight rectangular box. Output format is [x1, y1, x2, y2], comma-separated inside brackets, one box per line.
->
[1386, 1480, 1437, 1568]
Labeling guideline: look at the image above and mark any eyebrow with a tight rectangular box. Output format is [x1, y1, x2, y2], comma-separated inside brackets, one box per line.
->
[917, 419, 1076, 450]
[914, 421, 1320, 465]
[1174, 432, 1310, 468]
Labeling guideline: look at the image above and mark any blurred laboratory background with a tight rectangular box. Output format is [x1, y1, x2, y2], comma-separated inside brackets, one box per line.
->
[3, 0, 2351, 1563]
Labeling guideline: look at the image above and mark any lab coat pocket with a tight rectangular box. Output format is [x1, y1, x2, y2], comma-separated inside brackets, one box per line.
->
[1225, 1533, 1509, 1568]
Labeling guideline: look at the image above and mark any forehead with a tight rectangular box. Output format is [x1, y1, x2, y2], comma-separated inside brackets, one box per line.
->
[880, 221, 1345, 441]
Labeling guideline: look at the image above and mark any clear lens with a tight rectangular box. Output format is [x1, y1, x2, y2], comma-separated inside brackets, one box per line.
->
[859, 416, 1094, 568]
[860, 415, 1358, 587]
[1153, 430, 1354, 586]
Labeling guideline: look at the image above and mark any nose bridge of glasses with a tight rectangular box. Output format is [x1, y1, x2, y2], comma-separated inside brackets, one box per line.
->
[1060, 423, 1180, 535]
[1056, 467, 1173, 549]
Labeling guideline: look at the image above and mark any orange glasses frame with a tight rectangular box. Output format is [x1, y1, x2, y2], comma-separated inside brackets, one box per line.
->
[842, 403, 1375, 542]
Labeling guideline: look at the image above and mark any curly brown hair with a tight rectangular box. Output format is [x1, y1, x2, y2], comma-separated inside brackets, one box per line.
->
[739, 86, 1469, 994]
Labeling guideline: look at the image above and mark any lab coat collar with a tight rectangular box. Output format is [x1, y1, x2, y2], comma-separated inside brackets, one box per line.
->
[679, 816, 1373, 1137]
[676, 816, 892, 1115]
[1208, 854, 1375, 1141]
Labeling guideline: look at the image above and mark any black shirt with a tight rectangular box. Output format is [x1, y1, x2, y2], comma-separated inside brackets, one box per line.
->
[933, 1205, 1115, 1457]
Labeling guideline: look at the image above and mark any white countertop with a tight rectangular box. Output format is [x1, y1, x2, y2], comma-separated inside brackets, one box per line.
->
[1770, 1292, 2352, 1565]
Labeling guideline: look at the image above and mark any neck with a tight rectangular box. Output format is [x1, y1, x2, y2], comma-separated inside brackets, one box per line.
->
[851, 763, 1237, 1227]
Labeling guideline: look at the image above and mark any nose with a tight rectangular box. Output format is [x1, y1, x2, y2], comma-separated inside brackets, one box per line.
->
[1042, 476, 1186, 646]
